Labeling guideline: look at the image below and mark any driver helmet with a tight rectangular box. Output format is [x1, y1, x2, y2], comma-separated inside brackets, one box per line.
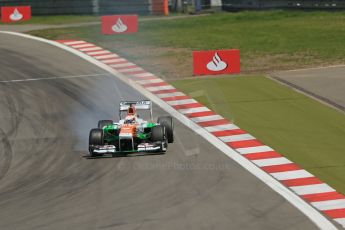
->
[124, 115, 135, 124]
[128, 106, 136, 115]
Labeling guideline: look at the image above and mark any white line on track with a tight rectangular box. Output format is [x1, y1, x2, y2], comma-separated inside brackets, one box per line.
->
[157, 92, 185, 99]
[0, 73, 108, 83]
[110, 62, 136, 68]
[252, 157, 292, 167]
[71, 44, 92, 49]
[79, 46, 102, 52]
[132, 72, 155, 78]
[94, 54, 119, 59]
[136, 78, 164, 85]
[178, 107, 210, 114]
[236, 146, 274, 155]
[219, 134, 255, 142]
[190, 114, 223, 123]
[166, 99, 198, 106]
[270, 170, 314, 180]
[86, 50, 111, 56]
[204, 124, 240, 132]
[290, 184, 335, 196]
[102, 58, 127, 64]
[146, 85, 175, 91]
[1, 31, 336, 230]
[312, 199, 345, 211]
[64, 41, 86, 46]
[117, 67, 143, 73]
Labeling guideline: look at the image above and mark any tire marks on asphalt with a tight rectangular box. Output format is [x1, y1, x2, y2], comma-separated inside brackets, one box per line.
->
[0, 128, 12, 182]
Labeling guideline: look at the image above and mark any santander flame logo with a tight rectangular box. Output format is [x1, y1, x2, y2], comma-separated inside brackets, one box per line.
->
[206, 52, 228, 72]
[112, 18, 128, 33]
[9, 8, 23, 21]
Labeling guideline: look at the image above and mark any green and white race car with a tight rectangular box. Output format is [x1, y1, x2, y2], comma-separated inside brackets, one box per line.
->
[88, 100, 174, 157]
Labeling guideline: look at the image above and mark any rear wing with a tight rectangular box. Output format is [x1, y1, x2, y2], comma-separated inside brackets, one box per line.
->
[119, 100, 153, 119]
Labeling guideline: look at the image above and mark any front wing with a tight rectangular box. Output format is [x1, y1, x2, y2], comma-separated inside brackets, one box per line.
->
[89, 141, 166, 155]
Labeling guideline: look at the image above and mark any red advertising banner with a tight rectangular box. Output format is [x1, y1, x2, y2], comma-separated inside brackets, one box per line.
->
[1, 6, 31, 23]
[193, 49, 240, 76]
[102, 15, 138, 35]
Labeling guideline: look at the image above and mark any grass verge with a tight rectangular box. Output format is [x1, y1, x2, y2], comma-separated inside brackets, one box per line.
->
[171, 76, 345, 194]
[29, 10, 345, 78]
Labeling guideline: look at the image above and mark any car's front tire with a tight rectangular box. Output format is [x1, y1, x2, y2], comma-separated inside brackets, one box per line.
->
[151, 126, 167, 153]
[89, 128, 104, 157]
[157, 116, 174, 143]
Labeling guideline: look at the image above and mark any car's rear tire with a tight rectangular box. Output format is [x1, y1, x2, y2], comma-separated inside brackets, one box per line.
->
[98, 120, 113, 129]
[151, 126, 167, 153]
[89, 128, 104, 156]
[157, 116, 174, 143]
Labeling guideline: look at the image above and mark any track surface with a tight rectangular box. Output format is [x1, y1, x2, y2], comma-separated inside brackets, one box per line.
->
[0, 33, 318, 230]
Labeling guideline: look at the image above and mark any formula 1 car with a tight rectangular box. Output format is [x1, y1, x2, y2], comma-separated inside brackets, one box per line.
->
[88, 100, 174, 157]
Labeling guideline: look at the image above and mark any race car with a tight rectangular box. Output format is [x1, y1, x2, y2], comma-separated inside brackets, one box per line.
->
[88, 100, 174, 157]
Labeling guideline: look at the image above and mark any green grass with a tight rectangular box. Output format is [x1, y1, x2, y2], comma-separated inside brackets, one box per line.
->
[0, 15, 100, 25]
[29, 10, 345, 74]
[171, 76, 345, 193]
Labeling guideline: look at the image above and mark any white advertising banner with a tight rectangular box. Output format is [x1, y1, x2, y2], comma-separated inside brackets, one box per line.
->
[211, 0, 222, 7]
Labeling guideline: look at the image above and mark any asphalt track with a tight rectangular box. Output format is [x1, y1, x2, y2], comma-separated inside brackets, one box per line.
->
[0, 33, 319, 230]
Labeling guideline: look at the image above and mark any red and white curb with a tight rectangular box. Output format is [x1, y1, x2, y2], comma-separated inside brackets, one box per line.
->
[57, 40, 345, 228]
